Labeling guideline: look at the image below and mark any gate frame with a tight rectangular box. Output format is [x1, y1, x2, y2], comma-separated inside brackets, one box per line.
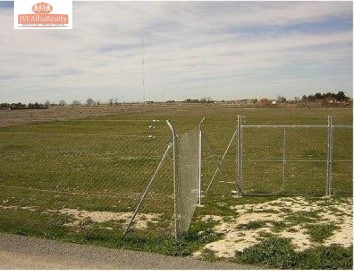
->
[235, 115, 351, 197]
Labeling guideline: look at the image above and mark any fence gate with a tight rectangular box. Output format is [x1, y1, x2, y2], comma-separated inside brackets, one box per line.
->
[236, 116, 352, 197]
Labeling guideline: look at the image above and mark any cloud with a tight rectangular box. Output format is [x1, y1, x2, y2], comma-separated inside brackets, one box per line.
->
[0, 1, 352, 103]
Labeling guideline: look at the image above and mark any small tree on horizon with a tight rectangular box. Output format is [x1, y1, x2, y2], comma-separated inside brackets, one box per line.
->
[72, 100, 81, 107]
[86, 98, 95, 106]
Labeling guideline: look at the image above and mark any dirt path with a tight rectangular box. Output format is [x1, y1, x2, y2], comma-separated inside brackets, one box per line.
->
[0, 233, 259, 269]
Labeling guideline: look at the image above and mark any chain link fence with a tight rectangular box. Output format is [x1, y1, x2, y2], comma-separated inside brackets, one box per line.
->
[0, 118, 205, 241]
[200, 119, 237, 201]
[174, 126, 200, 238]
[200, 116, 352, 198]
[0, 119, 176, 241]
[0, 115, 352, 244]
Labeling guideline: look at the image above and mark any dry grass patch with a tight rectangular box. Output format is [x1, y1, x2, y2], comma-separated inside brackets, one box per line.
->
[193, 197, 352, 259]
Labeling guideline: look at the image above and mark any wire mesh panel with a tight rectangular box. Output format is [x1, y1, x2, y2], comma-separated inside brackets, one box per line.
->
[332, 126, 353, 196]
[241, 126, 330, 196]
[237, 117, 352, 197]
[200, 119, 237, 200]
[284, 127, 328, 196]
[175, 127, 199, 237]
[242, 127, 285, 195]
[0, 119, 174, 242]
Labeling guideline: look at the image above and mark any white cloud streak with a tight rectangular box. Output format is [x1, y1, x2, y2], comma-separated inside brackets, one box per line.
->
[0, 1, 352, 103]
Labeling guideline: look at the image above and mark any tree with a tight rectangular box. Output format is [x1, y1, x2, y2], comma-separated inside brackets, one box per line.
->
[0, 103, 10, 110]
[336, 91, 347, 102]
[59, 100, 66, 106]
[314, 93, 322, 100]
[86, 98, 95, 106]
[276, 95, 287, 103]
[72, 100, 81, 107]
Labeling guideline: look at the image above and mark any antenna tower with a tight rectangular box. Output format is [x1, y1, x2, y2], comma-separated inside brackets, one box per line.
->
[142, 39, 145, 103]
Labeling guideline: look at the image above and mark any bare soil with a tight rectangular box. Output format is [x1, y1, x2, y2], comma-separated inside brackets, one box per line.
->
[0, 105, 139, 127]
[193, 197, 353, 259]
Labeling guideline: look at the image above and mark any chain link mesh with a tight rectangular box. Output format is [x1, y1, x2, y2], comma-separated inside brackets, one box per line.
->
[202, 118, 352, 197]
[0, 119, 174, 240]
[175, 127, 200, 237]
[239, 124, 352, 196]
[200, 120, 237, 200]
[332, 126, 353, 196]
[0, 115, 351, 243]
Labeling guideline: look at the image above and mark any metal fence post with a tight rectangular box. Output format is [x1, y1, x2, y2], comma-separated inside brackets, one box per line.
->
[205, 130, 237, 194]
[166, 120, 178, 240]
[326, 116, 333, 196]
[236, 115, 243, 196]
[198, 118, 205, 206]
[122, 143, 172, 238]
[282, 129, 286, 193]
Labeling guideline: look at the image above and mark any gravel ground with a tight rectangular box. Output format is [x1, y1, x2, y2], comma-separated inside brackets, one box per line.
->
[0, 233, 259, 269]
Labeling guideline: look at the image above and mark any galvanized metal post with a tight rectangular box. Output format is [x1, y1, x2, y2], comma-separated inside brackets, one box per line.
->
[236, 115, 243, 196]
[282, 129, 286, 193]
[205, 130, 237, 194]
[326, 116, 333, 196]
[122, 143, 172, 238]
[198, 118, 205, 206]
[166, 120, 178, 240]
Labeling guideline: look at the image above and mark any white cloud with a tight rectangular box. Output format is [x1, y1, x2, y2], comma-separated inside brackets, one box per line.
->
[0, 1, 352, 103]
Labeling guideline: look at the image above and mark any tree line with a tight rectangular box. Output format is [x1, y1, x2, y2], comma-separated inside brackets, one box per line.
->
[0, 91, 351, 110]
[301, 91, 349, 102]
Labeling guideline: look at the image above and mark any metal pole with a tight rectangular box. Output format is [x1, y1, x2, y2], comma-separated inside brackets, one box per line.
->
[166, 120, 178, 241]
[326, 116, 333, 196]
[122, 143, 172, 237]
[282, 129, 286, 193]
[142, 39, 145, 103]
[237, 115, 243, 196]
[198, 118, 205, 206]
[329, 116, 333, 196]
[205, 130, 237, 194]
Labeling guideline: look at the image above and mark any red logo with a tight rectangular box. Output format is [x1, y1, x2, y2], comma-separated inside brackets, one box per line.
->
[32, 2, 53, 14]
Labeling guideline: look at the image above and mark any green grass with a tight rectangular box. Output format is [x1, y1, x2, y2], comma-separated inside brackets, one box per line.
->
[0, 207, 221, 257]
[281, 209, 323, 226]
[305, 223, 339, 243]
[236, 220, 267, 230]
[0, 105, 352, 268]
[235, 236, 353, 269]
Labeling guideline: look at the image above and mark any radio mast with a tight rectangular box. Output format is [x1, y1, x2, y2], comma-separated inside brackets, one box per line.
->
[142, 39, 145, 103]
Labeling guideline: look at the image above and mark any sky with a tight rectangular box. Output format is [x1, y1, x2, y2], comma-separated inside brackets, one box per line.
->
[0, 0, 353, 104]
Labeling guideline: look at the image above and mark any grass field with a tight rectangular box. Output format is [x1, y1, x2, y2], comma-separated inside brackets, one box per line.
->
[0, 104, 352, 269]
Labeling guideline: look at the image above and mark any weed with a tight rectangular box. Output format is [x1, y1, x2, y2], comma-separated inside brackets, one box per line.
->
[297, 245, 353, 269]
[285, 210, 321, 225]
[286, 227, 299, 233]
[305, 223, 339, 243]
[253, 209, 281, 214]
[235, 236, 353, 269]
[201, 248, 218, 261]
[235, 236, 298, 269]
[271, 221, 287, 232]
[258, 231, 273, 238]
[236, 220, 266, 230]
